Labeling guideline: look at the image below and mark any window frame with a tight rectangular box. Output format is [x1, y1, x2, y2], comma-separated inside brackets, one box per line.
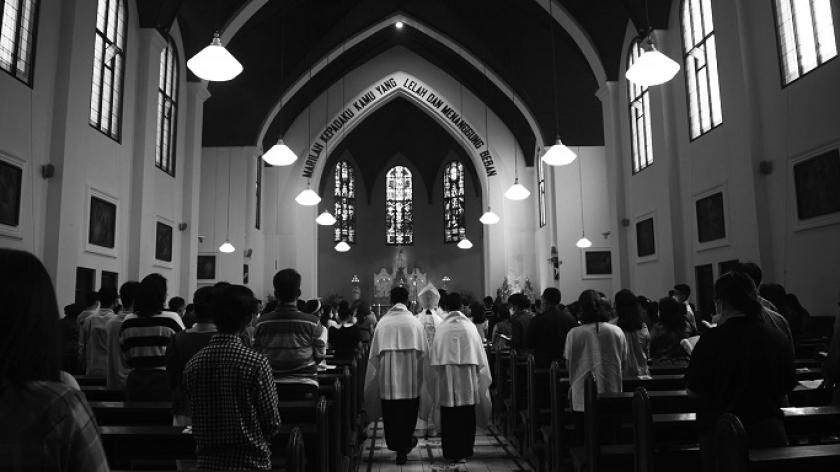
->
[385, 165, 413, 246]
[334, 160, 356, 244]
[89, 0, 127, 142]
[0, 0, 40, 86]
[155, 37, 178, 177]
[627, 40, 654, 174]
[443, 161, 466, 243]
[771, 0, 838, 87]
[680, 0, 723, 141]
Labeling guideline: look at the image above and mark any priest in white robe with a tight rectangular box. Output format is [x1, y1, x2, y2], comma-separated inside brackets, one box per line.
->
[422, 292, 493, 462]
[416, 283, 444, 436]
[363, 286, 428, 465]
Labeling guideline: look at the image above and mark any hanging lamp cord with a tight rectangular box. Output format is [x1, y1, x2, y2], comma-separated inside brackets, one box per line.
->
[549, 0, 560, 141]
[578, 149, 585, 236]
[227, 149, 232, 240]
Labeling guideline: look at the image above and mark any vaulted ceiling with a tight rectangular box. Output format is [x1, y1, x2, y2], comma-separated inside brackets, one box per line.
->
[136, 0, 674, 167]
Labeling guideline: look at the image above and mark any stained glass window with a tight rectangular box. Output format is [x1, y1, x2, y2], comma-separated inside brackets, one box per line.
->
[90, 0, 127, 141]
[0, 0, 39, 85]
[334, 161, 356, 244]
[386, 166, 413, 245]
[628, 41, 653, 173]
[773, 0, 837, 85]
[681, 0, 722, 140]
[155, 38, 178, 176]
[538, 159, 546, 227]
[443, 161, 466, 242]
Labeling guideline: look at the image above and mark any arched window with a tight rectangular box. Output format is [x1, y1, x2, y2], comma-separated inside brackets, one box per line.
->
[386, 166, 413, 245]
[628, 41, 653, 173]
[0, 0, 39, 85]
[155, 38, 178, 176]
[681, 0, 722, 140]
[90, 0, 127, 141]
[538, 159, 546, 227]
[773, 0, 836, 85]
[334, 161, 356, 244]
[443, 161, 466, 243]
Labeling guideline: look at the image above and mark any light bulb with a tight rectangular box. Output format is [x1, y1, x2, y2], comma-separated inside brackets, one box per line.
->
[219, 241, 236, 253]
[316, 211, 336, 225]
[505, 179, 530, 200]
[396, 21, 404, 29]
[335, 241, 351, 252]
[295, 186, 321, 206]
[187, 33, 243, 82]
[480, 208, 500, 225]
[262, 139, 298, 166]
[542, 138, 577, 166]
[576, 237, 592, 248]
[457, 238, 473, 249]
[626, 39, 680, 87]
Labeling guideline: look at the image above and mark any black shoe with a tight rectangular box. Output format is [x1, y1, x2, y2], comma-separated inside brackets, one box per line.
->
[396, 453, 408, 465]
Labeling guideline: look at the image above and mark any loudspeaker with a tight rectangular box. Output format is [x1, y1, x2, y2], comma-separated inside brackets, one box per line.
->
[41, 164, 55, 179]
[621, 218, 630, 227]
[244, 249, 253, 258]
[759, 160, 773, 175]
[178, 222, 188, 231]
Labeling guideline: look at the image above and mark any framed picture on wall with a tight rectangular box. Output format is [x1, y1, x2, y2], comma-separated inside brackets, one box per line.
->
[101, 271, 119, 289]
[635, 211, 657, 263]
[84, 187, 118, 258]
[582, 249, 612, 279]
[154, 218, 174, 266]
[75, 267, 95, 306]
[694, 185, 730, 251]
[791, 146, 840, 231]
[197, 255, 216, 281]
[0, 154, 23, 229]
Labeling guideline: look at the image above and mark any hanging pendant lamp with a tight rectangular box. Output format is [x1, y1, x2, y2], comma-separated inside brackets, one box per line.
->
[457, 238, 473, 250]
[263, 139, 297, 166]
[335, 241, 351, 252]
[316, 210, 336, 225]
[219, 150, 236, 253]
[625, 0, 680, 87]
[505, 125, 529, 200]
[542, 0, 576, 166]
[480, 207, 500, 225]
[575, 148, 591, 248]
[296, 180, 321, 206]
[187, 32, 243, 82]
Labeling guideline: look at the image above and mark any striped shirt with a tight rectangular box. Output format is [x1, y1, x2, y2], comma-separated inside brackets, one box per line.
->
[119, 312, 184, 370]
[0, 378, 110, 472]
[253, 304, 325, 386]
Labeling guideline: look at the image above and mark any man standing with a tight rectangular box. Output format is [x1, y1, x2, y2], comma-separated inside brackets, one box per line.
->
[423, 292, 492, 463]
[184, 284, 281, 470]
[508, 293, 534, 350]
[253, 269, 325, 400]
[527, 288, 578, 368]
[673, 284, 698, 334]
[105, 281, 140, 388]
[364, 286, 428, 465]
[80, 287, 119, 377]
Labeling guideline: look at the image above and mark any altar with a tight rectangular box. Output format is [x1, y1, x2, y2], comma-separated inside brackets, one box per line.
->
[373, 246, 426, 313]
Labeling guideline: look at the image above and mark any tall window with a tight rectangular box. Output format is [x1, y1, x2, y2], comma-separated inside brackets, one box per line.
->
[90, 0, 126, 141]
[255, 156, 262, 230]
[334, 161, 356, 244]
[155, 38, 178, 176]
[443, 161, 466, 243]
[773, 0, 837, 85]
[386, 166, 413, 245]
[628, 41, 654, 173]
[538, 159, 546, 227]
[681, 0, 722, 139]
[0, 0, 38, 84]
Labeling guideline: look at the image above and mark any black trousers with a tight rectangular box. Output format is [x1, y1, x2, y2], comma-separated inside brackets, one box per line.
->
[381, 397, 420, 453]
[440, 405, 477, 460]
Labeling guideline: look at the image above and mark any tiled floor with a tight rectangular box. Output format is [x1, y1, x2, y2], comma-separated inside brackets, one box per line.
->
[360, 422, 534, 472]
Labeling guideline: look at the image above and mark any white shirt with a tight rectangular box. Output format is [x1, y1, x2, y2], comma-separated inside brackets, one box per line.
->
[564, 322, 628, 412]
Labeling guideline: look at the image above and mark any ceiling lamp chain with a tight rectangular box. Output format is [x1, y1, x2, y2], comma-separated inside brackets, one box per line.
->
[542, 0, 576, 166]
[263, 10, 298, 166]
[576, 148, 592, 248]
[219, 149, 236, 253]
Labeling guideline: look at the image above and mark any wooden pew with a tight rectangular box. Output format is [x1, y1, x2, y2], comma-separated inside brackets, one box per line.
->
[90, 401, 172, 425]
[74, 375, 107, 386]
[582, 371, 635, 472]
[506, 349, 529, 450]
[523, 354, 551, 472]
[100, 398, 326, 472]
[716, 413, 840, 471]
[545, 360, 575, 472]
[491, 346, 510, 433]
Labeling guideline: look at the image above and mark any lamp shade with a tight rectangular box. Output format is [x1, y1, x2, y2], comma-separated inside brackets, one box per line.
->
[219, 240, 236, 253]
[187, 33, 243, 82]
[626, 42, 680, 86]
[262, 139, 297, 166]
[295, 186, 321, 206]
[316, 211, 336, 225]
[575, 236, 592, 248]
[479, 208, 500, 225]
[457, 238, 473, 249]
[542, 138, 577, 166]
[504, 179, 530, 200]
[335, 241, 351, 252]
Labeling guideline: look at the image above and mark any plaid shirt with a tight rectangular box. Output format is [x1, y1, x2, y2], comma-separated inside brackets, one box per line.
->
[0, 378, 109, 471]
[183, 334, 281, 470]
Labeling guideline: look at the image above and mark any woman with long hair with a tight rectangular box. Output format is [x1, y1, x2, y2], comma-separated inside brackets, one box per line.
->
[0, 249, 109, 470]
[353, 300, 376, 342]
[615, 289, 650, 378]
[685, 271, 796, 471]
[649, 297, 692, 366]
[329, 305, 362, 360]
[470, 301, 488, 344]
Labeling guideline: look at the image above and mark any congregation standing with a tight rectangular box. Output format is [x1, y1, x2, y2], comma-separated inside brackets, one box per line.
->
[1, 246, 840, 471]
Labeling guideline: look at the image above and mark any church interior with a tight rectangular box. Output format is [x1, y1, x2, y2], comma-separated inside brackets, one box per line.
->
[1, 0, 840, 470]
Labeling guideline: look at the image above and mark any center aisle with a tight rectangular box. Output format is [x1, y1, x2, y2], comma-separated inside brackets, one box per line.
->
[360, 421, 534, 472]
